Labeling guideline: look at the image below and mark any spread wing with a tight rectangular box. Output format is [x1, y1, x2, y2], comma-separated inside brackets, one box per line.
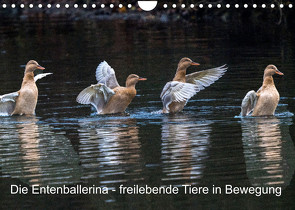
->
[185, 65, 227, 91]
[160, 81, 199, 111]
[95, 61, 120, 89]
[241, 90, 258, 116]
[76, 83, 115, 114]
[0, 92, 19, 116]
[34, 73, 53, 82]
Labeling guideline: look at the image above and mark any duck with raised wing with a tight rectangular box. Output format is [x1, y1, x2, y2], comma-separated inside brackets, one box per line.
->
[160, 57, 227, 113]
[241, 65, 283, 117]
[77, 61, 146, 114]
[0, 60, 52, 116]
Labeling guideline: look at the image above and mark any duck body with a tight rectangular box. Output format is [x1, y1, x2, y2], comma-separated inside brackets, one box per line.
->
[252, 77, 280, 116]
[241, 65, 283, 117]
[100, 86, 137, 114]
[12, 72, 38, 115]
[163, 69, 187, 113]
[0, 60, 52, 116]
[77, 61, 146, 115]
[161, 57, 227, 114]
[163, 101, 186, 114]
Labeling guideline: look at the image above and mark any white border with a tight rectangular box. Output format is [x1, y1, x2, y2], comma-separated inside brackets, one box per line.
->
[0, 3, 293, 9]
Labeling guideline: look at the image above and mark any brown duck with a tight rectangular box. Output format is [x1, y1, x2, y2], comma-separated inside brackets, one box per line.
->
[160, 57, 227, 113]
[241, 64, 284, 116]
[76, 61, 146, 114]
[0, 60, 52, 116]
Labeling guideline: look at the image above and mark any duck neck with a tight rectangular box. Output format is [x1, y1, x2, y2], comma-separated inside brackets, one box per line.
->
[173, 67, 187, 82]
[263, 75, 274, 86]
[126, 81, 137, 89]
[22, 72, 35, 86]
[125, 83, 137, 97]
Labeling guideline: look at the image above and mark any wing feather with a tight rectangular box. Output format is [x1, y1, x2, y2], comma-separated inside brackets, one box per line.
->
[76, 83, 115, 114]
[186, 64, 227, 91]
[95, 61, 120, 89]
[241, 90, 258, 116]
[160, 81, 199, 111]
[0, 92, 19, 116]
[34, 73, 53, 82]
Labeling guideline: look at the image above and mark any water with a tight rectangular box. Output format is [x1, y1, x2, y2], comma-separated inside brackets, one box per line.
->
[0, 19, 295, 209]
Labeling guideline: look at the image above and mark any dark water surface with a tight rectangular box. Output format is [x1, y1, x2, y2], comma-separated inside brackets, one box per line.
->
[0, 19, 295, 209]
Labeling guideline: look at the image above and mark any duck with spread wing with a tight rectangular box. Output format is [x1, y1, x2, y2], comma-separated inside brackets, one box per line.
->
[77, 61, 146, 114]
[0, 60, 52, 116]
[160, 57, 227, 113]
[240, 65, 283, 117]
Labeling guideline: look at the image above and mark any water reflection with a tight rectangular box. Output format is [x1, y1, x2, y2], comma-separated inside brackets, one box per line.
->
[241, 117, 295, 188]
[17, 117, 42, 184]
[0, 116, 82, 186]
[161, 114, 211, 184]
[78, 117, 143, 183]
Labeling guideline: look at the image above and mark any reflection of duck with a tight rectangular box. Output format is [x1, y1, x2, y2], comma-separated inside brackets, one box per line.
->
[77, 61, 146, 114]
[78, 118, 141, 179]
[161, 115, 211, 182]
[241, 117, 295, 188]
[0, 60, 52, 116]
[0, 116, 81, 186]
[17, 117, 41, 184]
[241, 65, 284, 116]
[160, 57, 227, 113]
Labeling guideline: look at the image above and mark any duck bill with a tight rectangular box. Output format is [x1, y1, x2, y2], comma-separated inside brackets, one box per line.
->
[37, 65, 45, 70]
[276, 70, 284, 75]
[138, 77, 147, 81]
[191, 62, 200, 66]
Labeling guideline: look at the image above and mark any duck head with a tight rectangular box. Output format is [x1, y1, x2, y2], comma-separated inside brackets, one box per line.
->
[126, 74, 147, 87]
[177, 57, 200, 71]
[264, 65, 284, 78]
[25, 60, 45, 74]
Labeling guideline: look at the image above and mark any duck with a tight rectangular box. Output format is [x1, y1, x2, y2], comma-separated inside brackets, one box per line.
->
[160, 57, 227, 113]
[76, 61, 146, 114]
[0, 60, 52, 116]
[241, 64, 283, 117]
